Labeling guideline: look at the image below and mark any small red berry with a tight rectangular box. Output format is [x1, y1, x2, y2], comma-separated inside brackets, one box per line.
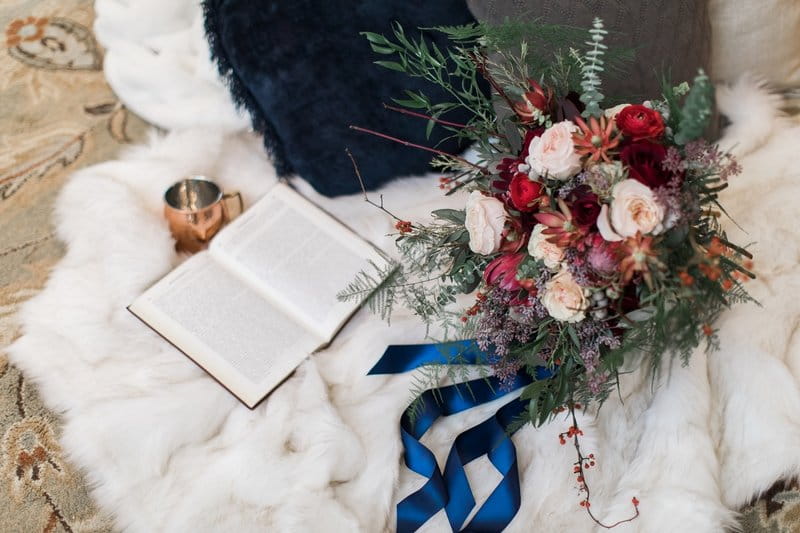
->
[632, 497, 640, 507]
[394, 220, 413, 234]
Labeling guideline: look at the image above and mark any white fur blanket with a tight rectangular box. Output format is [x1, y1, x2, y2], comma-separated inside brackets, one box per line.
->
[8, 77, 800, 531]
[7, 0, 798, 530]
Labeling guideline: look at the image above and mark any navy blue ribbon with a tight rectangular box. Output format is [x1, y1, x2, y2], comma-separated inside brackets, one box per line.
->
[369, 340, 551, 532]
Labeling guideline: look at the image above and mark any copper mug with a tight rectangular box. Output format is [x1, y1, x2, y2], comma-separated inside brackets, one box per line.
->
[164, 176, 243, 253]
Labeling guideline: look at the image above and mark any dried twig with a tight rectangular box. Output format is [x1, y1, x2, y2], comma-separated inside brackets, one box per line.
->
[349, 125, 489, 175]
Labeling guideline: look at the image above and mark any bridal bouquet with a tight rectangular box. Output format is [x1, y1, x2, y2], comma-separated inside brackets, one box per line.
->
[341, 18, 754, 525]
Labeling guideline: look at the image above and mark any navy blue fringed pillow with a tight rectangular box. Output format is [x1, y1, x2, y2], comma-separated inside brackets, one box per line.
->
[204, 0, 481, 197]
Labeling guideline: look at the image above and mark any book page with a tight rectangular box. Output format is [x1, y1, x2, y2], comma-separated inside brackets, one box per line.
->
[129, 253, 318, 407]
[211, 184, 386, 340]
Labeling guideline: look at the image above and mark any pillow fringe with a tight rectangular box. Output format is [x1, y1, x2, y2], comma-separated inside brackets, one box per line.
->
[201, 0, 293, 176]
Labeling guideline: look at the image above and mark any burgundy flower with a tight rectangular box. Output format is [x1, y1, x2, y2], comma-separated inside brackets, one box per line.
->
[556, 91, 585, 122]
[513, 80, 552, 124]
[520, 128, 544, 159]
[492, 128, 544, 200]
[493, 157, 519, 195]
[509, 176, 543, 212]
[615, 105, 665, 141]
[620, 141, 672, 188]
[484, 253, 526, 291]
[568, 185, 601, 229]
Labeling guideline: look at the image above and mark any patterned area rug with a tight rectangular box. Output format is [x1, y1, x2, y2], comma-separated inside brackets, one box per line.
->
[0, 0, 147, 531]
[0, 1, 796, 532]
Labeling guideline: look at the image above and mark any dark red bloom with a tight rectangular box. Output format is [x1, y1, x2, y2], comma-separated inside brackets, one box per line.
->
[556, 92, 585, 122]
[513, 80, 552, 124]
[620, 141, 672, 188]
[492, 128, 544, 200]
[509, 176, 543, 212]
[568, 185, 601, 229]
[615, 105, 665, 141]
[484, 253, 526, 291]
[520, 128, 544, 159]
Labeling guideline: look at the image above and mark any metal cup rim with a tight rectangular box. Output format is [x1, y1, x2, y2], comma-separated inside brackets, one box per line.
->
[164, 176, 223, 213]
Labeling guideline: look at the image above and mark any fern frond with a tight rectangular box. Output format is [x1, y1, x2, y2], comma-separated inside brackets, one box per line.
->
[337, 258, 402, 321]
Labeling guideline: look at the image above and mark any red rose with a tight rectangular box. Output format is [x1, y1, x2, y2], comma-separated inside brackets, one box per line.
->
[509, 175, 543, 212]
[568, 185, 601, 228]
[620, 141, 671, 188]
[615, 105, 665, 141]
[491, 128, 544, 200]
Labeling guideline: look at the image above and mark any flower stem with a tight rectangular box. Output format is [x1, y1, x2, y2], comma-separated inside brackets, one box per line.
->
[469, 51, 519, 115]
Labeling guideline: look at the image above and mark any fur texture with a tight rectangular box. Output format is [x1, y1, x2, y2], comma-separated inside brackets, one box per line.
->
[7, 76, 800, 531]
[94, 0, 248, 132]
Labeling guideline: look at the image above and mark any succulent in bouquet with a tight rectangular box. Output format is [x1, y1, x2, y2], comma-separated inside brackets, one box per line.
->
[339, 17, 754, 525]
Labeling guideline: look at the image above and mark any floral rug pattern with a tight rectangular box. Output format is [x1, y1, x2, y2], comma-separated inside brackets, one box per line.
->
[0, 0, 147, 531]
[0, 1, 796, 532]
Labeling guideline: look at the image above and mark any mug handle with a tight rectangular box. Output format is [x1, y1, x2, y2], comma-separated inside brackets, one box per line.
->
[221, 191, 244, 222]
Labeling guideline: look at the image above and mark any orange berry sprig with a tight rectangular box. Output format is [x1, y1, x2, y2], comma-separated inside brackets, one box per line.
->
[559, 402, 641, 528]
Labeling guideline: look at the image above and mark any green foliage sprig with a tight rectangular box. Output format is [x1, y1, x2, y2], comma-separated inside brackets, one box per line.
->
[673, 70, 714, 145]
[576, 17, 607, 117]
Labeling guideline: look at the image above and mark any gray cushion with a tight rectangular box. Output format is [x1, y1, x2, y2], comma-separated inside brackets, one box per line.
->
[466, 0, 712, 102]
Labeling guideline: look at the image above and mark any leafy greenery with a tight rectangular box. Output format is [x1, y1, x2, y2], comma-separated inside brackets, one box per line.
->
[673, 70, 714, 145]
[340, 19, 754, 429]
[576, 17, 608, 117]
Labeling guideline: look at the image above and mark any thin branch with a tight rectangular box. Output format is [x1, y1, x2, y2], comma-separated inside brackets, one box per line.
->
[345, 148, 406, 222]
[469, 51, 519, 115]
[568, 404, 640, 529]
[349, 125, 489, 175]
[716, 237, 754, 260]
[382, 103, 470, 129]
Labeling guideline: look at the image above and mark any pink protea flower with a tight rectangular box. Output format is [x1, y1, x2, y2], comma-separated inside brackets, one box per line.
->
[586, 234, 621, 276]
[484, 253, 526, 291]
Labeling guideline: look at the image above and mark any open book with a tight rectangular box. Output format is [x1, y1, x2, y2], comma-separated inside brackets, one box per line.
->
[129, 183, 388, 408]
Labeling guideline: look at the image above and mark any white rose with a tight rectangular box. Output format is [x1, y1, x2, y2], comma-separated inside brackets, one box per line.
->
[465, 191, 507, 255]
[604, 103, 631, 122]
[597, 179, 665, 241]
[525, 121, 582, 181]
[542, 269, 588, 323]
[527, 224, 564, 269]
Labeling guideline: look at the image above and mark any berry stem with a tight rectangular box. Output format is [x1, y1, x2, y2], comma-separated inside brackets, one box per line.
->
[567, 400, 640, 529]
